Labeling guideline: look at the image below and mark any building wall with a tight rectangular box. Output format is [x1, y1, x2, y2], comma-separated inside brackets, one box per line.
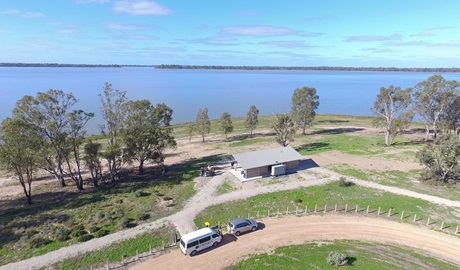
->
[285, 160, 299, 169]
[246, 166, 269, 178]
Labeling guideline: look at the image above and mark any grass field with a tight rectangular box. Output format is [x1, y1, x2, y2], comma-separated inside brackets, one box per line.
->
[231, 240, 459, 270]
[194, 182, 460, 233]
[1, 114, 458, 268]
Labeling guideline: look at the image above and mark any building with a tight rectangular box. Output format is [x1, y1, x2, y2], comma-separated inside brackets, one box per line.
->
[232, 146, 303, 179]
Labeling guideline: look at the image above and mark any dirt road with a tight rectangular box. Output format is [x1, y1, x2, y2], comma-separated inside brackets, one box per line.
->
[130, 215, 460, 270]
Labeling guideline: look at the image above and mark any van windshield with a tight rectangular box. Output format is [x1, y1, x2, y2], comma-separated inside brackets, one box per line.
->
[180, 239, 186, 248]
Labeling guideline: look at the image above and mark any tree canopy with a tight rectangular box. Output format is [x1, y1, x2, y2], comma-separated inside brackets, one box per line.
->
[291, 87, 319, 135]
[196, 108, 211, 143]
[219, 112, 233, 139]
[411, 75, 459, 139]
[273, 113, 296, 147]
[371, 85, 413, 146]
[245, 105, 259, 137]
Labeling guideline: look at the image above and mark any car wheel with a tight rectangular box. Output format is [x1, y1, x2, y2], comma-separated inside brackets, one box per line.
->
[190, 250, 197, 256]
[235, 231, 241, 236]
[251, 226, 257, 231]
[213, 241, 218, 247]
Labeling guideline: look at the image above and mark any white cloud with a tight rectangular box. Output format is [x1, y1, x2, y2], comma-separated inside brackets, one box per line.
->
[21, 12, 45, 18]
[105, 23, 146, 30]
[113, 0, 171, 15]
[259, 40, 310, 48]
[57, 29, 78, 34]
[0, 8, 20, 14]
[220, 26, 299, 37]
[346, 34, 402, 42]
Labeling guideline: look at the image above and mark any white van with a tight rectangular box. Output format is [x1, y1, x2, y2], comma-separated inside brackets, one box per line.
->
[179, 227, 222, 256]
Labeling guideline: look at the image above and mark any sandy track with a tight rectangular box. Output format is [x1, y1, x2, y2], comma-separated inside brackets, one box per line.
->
[130, 215, 460, 270]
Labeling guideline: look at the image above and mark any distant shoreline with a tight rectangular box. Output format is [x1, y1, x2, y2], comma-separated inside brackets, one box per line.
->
[1, 63, 460, 72]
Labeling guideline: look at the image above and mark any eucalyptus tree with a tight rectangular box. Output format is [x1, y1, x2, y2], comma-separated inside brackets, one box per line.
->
[439, 93, 460, 135]
[196, 108, 211, 143]
[273, 113, 296, 147]
[122, 100, 176, 175]
[371, 85, 413, 146]
[83, 141, 103, 187]
[245, 105, 259, 137]
[417, 134, 460, 183]
[220, 112, 233, 139]
[411, 75, 459, 139]
[12, 89, 93, 189]
[0, 118, 45, 204]
[291, 86, 320, 135]
[99, 82, 127, 182]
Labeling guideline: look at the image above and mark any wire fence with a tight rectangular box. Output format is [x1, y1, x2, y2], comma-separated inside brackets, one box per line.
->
[92, 202, 459, 269]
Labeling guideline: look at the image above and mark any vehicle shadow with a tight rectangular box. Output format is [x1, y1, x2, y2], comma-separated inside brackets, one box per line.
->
[193, 233, 238, 256]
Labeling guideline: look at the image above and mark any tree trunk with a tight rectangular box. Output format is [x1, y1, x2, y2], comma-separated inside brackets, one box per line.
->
[384, 130, 390, 146]
[425, 125, 430, 140]
[138, 159, 145, 175]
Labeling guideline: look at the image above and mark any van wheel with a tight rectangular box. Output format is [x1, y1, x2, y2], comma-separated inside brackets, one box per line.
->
[190, 250, 197, 256]
[251, 226, 257, 231]
[235, 231, 241, 236]
[213, 241, 218, 247]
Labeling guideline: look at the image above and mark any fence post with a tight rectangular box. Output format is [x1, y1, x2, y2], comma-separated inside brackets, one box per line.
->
[366, 205, 369, 214]
[427, 217, 430, 226]
[455, 226, 459, 234]
[400, 211, 404, 220]
[248, 212, 250, 219]
[296, 206, 298, 215]
[377, 207, 380, 216]
[257, 211, 260, 218]
[355, 205, 358, 213]
[440, 221, 444, 230]
[150, 244, 152, 254]
[335, 204, 337, 212]
[413, 214, 417, 222]
[136, 250, 139, 260]
[122, 256, 124, 265]
[345, 204, 348, 212]
[268, 209, 270, 217]
[277, 209, 279, 217]
[305, 204, 308, 213]
[388, 208, 391, 217]
[162, 241, 164, 249]
[324, 204, 327, 213]
[286, 207, 289, 215]
[315, 205, 317, 212]
[106, 260, 109, 270]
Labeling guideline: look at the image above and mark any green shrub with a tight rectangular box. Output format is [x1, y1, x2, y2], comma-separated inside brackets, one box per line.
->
[119, 218, 136, 229]
[71, 230, 88, 238]
[89, 226, 101, 234]
[28, 237, 51, 248]
[338, 177, 348, 187]
[77, 234, 94, 242]
[326, 251, 348, 266]
[94, 229, 110, 238]
[54, 227, 70, 242]
[133, 189, 147, 197]
[95, 211, 105, 220]
[136, 213, 150, 221]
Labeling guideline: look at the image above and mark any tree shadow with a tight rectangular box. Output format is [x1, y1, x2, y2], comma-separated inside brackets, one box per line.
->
[317, 120, 350, 124]
[310, 127, 364, 135]
[347, 256, 357, 266]
[296, 142, 330, 153]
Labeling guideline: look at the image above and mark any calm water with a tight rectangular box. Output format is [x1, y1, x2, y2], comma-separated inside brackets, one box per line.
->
[2, 67, 460, 134]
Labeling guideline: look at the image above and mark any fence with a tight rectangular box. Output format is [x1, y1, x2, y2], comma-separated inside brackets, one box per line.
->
[93, 203, 459, 269]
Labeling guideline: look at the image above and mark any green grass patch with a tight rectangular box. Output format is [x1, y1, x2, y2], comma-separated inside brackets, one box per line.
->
[55, 224, 176, 270]
[231, 240, 458, 270]
[216, 180, 238, 194]
[194, 182, 460, 232]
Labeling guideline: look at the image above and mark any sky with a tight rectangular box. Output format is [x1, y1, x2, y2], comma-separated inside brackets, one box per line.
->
[1, 0, 460, 67]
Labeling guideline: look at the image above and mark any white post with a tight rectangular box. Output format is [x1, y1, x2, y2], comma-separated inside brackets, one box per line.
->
[335, 204, 337, 212]
[366, 205, 369, 214]
[315, 205, 317, 212]
[377, 207, 380, 216]
[345, 204, 348, 212]
[427, 217, 430, 226]
[413, 214, 417, 222]
[324, 204, 327, 213]
[355, 205, 358, 213]
[400, 211, 404, 220]
[388, 208, 391, 217]
[440, 221, 444, 230]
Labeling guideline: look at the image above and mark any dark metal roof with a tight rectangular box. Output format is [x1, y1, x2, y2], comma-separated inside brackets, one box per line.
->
[232, 146, 303, 169]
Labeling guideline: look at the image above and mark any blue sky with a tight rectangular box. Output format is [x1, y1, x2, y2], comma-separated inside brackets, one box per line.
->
[1, 0, 459, 67]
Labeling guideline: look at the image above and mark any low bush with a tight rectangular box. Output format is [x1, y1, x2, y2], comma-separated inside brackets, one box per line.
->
[54, 227, 70, 242]
[326, 251, 348, 266]
[94, 229, 110, 238]
[136, 213, 150, 221]
[28, 237, 51, 248]
[133, 189, 147, 197]
[77, 234, 94, 242]
[71, 230, 88, 238]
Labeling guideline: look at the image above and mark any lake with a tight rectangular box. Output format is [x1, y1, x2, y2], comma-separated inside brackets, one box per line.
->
[1, 67, 460, 134]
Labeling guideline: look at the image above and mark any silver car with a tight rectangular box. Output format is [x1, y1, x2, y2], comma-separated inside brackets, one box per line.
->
[227, 218, 258, 236]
